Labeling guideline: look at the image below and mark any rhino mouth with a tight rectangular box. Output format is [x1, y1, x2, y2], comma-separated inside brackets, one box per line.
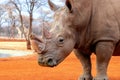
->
[38, 57, 60, 67]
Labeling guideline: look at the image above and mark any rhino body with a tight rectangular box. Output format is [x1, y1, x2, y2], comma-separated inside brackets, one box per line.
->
[30, 0, 120, 80]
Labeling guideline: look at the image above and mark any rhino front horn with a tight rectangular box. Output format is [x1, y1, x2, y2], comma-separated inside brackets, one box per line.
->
[30, 33, 43, 42]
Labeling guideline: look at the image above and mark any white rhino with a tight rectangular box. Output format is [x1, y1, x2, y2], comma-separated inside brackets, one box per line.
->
[30, 0, 120, 80]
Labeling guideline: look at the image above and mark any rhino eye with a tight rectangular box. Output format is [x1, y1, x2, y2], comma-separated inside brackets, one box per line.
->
[58, 37, 64, 43]
[57, 37, 64, 46]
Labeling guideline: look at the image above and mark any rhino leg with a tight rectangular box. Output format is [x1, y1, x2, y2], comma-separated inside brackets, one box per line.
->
[93, 41, 115, 80]
[74, 49, 93, 80]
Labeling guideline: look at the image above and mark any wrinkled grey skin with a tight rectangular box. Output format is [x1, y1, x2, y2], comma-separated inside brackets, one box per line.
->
[30, 0, 120, 80]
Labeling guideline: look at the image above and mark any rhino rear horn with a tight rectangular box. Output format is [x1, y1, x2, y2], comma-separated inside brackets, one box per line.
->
[48, 0, 60, 11]
[42, 27, 52, 39]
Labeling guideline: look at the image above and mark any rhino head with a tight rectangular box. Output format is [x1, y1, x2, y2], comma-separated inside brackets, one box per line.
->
[30, 26, 76, 67]
[30, 0, 91, 67]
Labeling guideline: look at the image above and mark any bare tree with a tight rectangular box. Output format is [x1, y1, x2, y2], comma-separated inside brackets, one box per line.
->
[24, 0, 47, 49]
[5, 0, 48, 49]
[9, 0, 27, 40]
[2, 4, 17, 38]
[0, 6, 5, 35]
[0, 6, 5, 28]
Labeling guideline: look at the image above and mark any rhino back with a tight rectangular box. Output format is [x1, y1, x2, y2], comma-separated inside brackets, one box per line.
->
[90, 0, 120, 44]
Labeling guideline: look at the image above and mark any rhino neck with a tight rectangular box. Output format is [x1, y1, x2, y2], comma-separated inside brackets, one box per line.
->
[74, 26, 91, 50]
[71, 0, 92, 28]
[73, 0, 93, 50]
[74, 14, 93, 50]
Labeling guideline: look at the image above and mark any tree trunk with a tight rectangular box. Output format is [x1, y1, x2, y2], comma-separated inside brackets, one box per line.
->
[19, 11, 30, 49]
[27, 13, 33, 50]
[27, 39, 31, 49]
[19, 12, 27, 40]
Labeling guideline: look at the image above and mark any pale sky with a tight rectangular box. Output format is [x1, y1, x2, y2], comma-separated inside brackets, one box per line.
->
[0, 0, 64, 19]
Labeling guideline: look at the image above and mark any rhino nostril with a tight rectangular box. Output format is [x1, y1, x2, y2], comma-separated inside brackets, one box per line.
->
[47, 58, 53, 64]
[46, 58, 57, 67]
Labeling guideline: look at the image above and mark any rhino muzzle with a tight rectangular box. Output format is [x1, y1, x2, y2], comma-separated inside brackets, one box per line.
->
[38, 57, 58, 67]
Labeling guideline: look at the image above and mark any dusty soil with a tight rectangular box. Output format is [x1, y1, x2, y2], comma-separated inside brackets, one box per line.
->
[0, 40, 120, 80]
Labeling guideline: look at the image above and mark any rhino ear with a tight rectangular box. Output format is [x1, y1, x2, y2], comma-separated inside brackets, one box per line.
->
[66, 0, 73, 13]
[48, 0, 60, 11]
[42, 27, 52, 39]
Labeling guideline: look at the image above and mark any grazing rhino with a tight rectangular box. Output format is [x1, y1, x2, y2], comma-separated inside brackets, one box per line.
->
[30, 0, 120, 80]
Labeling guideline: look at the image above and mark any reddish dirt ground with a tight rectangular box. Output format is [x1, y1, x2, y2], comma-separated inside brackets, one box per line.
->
[0, 40, 120, 80]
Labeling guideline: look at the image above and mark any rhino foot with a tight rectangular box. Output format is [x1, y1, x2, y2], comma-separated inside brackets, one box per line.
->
[93, 76, 108, 80]
[78, 75, 93, 80]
